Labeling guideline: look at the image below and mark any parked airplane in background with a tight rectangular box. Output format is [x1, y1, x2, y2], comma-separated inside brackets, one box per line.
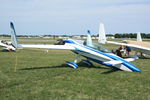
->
[0, 40, 16, 51]
[10, 22, 141, 72]
[98, 23, 150, 57]
[0, 22, 18, 52]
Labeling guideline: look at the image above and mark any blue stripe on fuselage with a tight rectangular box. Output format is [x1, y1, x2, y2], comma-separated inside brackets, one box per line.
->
[84, 47, 141, 72]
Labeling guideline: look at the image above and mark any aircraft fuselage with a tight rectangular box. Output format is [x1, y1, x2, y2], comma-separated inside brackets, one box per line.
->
[65, 40, 141, 72]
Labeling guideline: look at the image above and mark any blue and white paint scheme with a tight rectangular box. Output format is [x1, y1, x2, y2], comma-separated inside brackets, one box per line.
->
[10, 22, 141, 72]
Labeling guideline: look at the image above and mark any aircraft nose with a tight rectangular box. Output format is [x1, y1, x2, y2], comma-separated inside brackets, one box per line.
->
[125, 62, 142, 72]
[129, 65, 142, 72]
[133, 67, 142, 72]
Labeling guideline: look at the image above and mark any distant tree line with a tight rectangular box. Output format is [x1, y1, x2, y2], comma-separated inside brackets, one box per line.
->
[114, 33, 150, 38]
[0, 34, 10, 37]
[0, 34, 29, 37]
[1, 33, 150, 38]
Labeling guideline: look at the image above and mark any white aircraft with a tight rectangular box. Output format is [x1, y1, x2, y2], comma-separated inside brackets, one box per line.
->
[0, 40, 16, 52]
[0, 22, 18, 51]
[98, 23, 150, 56]
[10, 22, 141, 72]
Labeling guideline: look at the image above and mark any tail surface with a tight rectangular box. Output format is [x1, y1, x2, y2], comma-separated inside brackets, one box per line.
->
[10, 22, 19, 48]
[98, 23, 106, 44]
[86, 30, 93, 47]
[136, 32, 142, 42]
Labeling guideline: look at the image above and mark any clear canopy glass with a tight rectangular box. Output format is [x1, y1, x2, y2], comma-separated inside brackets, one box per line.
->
[84, 41, 111, 53]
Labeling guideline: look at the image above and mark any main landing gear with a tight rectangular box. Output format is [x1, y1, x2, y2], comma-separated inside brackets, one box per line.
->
[66, 55, 80, 69]
[66, 55, 93, 69]
[82, 59, 93, 66]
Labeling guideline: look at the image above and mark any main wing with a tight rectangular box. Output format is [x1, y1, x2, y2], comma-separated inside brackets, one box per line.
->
[20, 44, 75, 50]
[107, 41, 150, 55]
[10, 22, 76, 50]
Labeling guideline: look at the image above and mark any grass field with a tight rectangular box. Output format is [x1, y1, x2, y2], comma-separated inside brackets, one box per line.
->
[0, 37, 150, 100]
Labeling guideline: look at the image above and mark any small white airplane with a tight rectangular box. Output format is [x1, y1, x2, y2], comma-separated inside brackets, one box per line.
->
[98, 23, 150, 56]
[10, 22, 141, 72]
[0, 22, 18, 51]
[0, 40, 16, 52]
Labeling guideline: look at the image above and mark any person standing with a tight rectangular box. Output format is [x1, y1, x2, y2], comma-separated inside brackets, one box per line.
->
[126, 46, 131, 56]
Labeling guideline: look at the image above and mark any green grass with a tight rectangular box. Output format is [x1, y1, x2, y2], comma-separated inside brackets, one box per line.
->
[0, 38, 150, 100]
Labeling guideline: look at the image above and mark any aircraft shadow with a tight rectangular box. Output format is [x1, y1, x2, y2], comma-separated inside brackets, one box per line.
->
[139, 57, 150, 59]
[19, 62, 110, 71]
[122, 56, 150, 59]
[19, 64, 67, 70]
[19, 63, 120, 74]
[100, 68, 120, 74]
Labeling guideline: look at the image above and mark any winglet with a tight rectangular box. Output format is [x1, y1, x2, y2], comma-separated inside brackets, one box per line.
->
[10, 22, 19, 48]
[87, 30, 91, 35]
[86, 30, 93, 47]
[137, 32, 142, 42]
[98, 23, 106, 44]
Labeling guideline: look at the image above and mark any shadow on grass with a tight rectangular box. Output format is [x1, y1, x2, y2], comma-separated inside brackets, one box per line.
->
[78, 62, 110, 69]
[19, 64, 67, 70]
[122, 56, 150, 59]
[138, 56, 150, 59]
[19, 61, 110, 71]
[101, 68, 120, 74]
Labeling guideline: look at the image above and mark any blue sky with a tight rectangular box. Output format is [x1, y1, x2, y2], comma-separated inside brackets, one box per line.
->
[0, 0, 150, 35]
